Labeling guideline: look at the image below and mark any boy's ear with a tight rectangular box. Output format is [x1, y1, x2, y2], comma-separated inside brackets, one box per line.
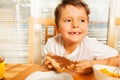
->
[57, 29, 60, 33]
[56, 27, 60, 33]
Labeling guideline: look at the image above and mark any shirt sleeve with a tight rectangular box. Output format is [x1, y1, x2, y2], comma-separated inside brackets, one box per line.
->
[43, 36, 61, 55]
[43, 39, 52, 55]
[85, 37, 118, 59]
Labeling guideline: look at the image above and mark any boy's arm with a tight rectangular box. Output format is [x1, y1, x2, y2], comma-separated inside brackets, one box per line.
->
[75, 52, 120, 74]
[92, 52, 120, 66]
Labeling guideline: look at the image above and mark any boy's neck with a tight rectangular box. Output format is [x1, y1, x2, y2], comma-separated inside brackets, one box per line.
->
[63, 41, 80, 54]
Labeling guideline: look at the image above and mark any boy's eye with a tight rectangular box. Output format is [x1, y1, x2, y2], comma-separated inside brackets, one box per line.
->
[80, 19, 85, 22]
[64, 19, 71, 22]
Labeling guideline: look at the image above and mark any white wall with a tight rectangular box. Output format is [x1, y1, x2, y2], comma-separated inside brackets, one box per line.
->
[109, 0, 120, 24]
[110, 0, 120, 17]
[31, 0, 42, 17]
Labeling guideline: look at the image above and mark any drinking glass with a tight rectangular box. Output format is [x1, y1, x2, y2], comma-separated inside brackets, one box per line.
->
[0, 52, 5, 80]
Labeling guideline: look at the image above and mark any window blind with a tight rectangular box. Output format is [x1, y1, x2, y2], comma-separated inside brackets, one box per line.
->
[84, 0, 110, 44]
[0, 0, 30, 63]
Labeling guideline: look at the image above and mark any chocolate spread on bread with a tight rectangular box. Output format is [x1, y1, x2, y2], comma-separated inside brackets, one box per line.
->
[49, 55, 74, 68]
[46, 54, 76, 73]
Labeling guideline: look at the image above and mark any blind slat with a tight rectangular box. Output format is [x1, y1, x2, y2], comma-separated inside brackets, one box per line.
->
[0, 0, 30, 64]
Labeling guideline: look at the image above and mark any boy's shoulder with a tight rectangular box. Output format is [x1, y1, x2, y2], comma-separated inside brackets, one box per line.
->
[84, 36, 97, 42]
[46, 34, 63, 44]
[82, 36, 98, 47]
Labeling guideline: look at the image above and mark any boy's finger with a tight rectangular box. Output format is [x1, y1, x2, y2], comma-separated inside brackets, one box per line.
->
[48, 64, 53, 69]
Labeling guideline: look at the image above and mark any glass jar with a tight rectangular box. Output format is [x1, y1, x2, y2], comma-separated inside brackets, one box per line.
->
[0, 52, 5, 80]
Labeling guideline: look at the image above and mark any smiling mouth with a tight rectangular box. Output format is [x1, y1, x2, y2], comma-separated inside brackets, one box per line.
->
[68, 32, 81, 35]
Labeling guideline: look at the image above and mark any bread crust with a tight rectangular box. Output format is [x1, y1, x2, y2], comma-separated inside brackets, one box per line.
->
[46, 54, 75, 72]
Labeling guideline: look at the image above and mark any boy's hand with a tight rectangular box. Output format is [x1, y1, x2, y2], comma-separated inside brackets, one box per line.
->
[43, 59, 53, 69]
[74, 60, 93, 74]
[43, 53, 75, 72]
[43, 53, 54, 69]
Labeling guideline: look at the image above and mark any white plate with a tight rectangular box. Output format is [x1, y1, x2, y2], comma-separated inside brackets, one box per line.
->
[25, 71, 73, 80]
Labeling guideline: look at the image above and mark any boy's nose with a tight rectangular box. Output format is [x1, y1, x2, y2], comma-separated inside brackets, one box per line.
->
[72, 21, 79, 28]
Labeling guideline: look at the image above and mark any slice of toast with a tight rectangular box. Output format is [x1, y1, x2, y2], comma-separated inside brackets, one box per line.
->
[46, 54, 75, 72]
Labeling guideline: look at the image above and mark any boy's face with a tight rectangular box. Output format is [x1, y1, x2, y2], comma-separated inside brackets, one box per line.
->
[58, 5, 89, 43]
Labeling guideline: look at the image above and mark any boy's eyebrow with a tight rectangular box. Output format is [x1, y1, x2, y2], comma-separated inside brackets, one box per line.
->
[78, 15, 88, 19]
[61, 16, 72, 20]
[78, 17, 87, 19]
[60, 15, 87, 19]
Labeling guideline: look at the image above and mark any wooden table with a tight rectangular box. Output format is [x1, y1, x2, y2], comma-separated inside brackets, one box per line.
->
[3, 64, 96, 80]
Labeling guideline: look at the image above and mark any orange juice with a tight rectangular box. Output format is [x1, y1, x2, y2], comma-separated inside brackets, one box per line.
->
[0, 56, 5, 79]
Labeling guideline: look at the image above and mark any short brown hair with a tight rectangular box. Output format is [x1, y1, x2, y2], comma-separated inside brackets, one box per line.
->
[54, 0, 90, 28]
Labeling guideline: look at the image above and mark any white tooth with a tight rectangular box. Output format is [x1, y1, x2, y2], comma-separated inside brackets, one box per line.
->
[76, 32, 79, 34]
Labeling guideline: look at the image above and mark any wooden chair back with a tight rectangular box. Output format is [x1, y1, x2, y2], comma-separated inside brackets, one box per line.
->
[29, 17, 57, 63]
[39, 18, 56, 43]
[107, 17, 120, 48]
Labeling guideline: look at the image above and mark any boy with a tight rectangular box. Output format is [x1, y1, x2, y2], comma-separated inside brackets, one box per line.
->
[43, 0, 119, 74]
